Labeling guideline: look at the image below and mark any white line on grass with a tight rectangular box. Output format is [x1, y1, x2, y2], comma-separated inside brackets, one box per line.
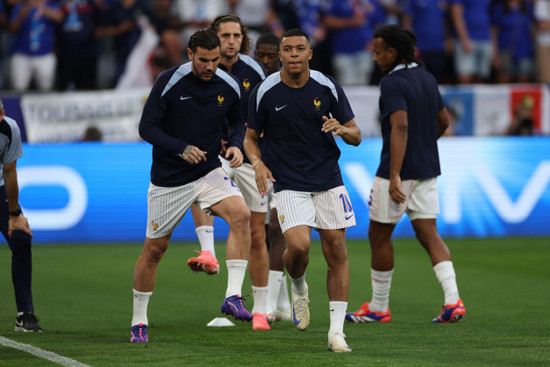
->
[0, 336, 91, 367]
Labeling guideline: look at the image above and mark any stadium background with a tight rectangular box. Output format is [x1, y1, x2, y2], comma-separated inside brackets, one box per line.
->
[5, 84, 550, 244]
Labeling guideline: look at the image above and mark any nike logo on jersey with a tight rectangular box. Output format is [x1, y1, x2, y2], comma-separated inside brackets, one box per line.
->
[345, 213, 354, 220]
[275, 105, 288, 111]
[180, 96, 192, 101]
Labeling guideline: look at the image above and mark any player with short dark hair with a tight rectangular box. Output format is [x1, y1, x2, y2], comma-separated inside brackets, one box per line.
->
[130, 29, 252, 343]
[346, 25, 466, 324]
[254, 33, 280, 75]
[244, 28, 362, 352]
[0, 98, 42, 332]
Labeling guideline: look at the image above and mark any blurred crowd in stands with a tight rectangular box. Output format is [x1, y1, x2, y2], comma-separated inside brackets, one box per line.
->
[0, 0, 549, 93]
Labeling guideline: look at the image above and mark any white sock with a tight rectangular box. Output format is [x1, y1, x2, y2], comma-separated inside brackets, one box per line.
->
[329, 301, 347, 334]
[289, 273, 308, 294]
[369, 269, 393, 313]
[225, 259, 248, 298]
[131, 289, 152, 326]
[276, 273, 291, 310]
[266, 270, 283, 313]
[433, 261, 460, 305]
[196, 225, 215, 257]
[252, 286, 268, 314]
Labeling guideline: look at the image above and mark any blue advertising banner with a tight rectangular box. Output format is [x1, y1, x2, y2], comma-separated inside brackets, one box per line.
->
[17, 138, 550, 243]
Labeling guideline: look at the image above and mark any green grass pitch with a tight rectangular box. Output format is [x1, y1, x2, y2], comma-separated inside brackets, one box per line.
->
[0, 237, 549, 366]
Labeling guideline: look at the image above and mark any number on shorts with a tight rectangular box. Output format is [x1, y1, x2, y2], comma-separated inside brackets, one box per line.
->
[224, 176, 237, 187]
[339, 193, 353, 214]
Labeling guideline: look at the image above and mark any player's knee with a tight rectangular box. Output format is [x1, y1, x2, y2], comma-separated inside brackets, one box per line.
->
[415, 231, 429, 247]
[413, 223, 437, 247]
[368, 227, 386, 248]
[144, 240, 168, 263]
[324, 237, 348, 264]
[333, 242, 349, 263]
[287, 242, 310, 260]
[250, 226, 266, 248]
[148, 248, 165, 263]
[8, 231, 32, 254]
[229, 205, 251, 231]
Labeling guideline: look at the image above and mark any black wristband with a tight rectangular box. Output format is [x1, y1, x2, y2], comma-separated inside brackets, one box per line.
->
[9, 208, 22, 217]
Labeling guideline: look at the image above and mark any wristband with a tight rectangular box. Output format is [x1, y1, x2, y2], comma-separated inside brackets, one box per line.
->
[9, 208, 22, 217]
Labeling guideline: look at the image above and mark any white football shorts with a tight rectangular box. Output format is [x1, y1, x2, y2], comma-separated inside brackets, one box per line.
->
[221, 157, 270, 213]
[368, 176, 439, 224]
[146, 167, 243, 238]
[276, 186, 356, 233]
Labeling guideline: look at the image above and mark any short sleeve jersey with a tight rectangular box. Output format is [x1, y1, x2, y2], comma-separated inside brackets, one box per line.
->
[139, 62, 245, 187]
[377, 64, 444, 180]
[248, 70, 355, 192]
[0, 116, 24, 187]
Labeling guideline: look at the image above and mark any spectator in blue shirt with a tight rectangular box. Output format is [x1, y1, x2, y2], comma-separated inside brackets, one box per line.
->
[7, 0, 63, 91]
[490, 0, 535, 83]
[402, 0, 450, 83]
[323, 0, 386, 86]
[449, 0, 493, 83]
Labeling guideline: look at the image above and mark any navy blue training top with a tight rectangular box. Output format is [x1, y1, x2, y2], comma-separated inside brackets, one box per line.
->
[219, 54, 266, 122]
[139, 62, 245, 187]
[248, 70, 355, 193]
[376, 64, 444, 180]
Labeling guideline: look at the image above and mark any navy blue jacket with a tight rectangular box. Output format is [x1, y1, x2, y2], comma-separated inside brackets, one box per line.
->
[139, 63, 245, 187]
